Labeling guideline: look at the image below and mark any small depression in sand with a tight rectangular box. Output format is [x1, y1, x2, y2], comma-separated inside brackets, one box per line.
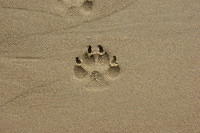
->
[74, 45, 121, 92]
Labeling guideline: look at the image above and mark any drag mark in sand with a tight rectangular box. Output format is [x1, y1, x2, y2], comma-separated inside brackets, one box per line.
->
[74, 45, 120, 91]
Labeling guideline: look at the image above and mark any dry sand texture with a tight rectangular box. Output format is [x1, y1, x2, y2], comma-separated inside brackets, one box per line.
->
[0, 0, 200, 133]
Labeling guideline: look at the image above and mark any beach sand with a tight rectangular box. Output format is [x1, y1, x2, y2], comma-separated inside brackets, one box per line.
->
[0, 0, 200, 132]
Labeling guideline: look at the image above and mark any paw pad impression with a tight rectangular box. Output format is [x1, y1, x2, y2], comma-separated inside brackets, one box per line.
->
[74, 45, 120, 91]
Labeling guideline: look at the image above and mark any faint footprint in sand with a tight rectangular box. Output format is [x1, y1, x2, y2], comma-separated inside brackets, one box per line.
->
[74, 45, 120, 91]
[57, 0, 94, 16]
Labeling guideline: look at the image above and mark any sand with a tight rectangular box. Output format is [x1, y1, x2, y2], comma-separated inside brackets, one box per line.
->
[0, 0, 200, 132]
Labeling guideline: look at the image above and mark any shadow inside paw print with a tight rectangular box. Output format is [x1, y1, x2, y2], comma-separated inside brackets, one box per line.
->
[74, 45, 120, 91]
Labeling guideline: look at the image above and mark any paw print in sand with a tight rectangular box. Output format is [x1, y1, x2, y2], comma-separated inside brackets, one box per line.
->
[74, 45, 120, 91]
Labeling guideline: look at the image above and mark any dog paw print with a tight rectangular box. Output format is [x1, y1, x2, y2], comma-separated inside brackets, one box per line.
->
[74, 45, 120, 91]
